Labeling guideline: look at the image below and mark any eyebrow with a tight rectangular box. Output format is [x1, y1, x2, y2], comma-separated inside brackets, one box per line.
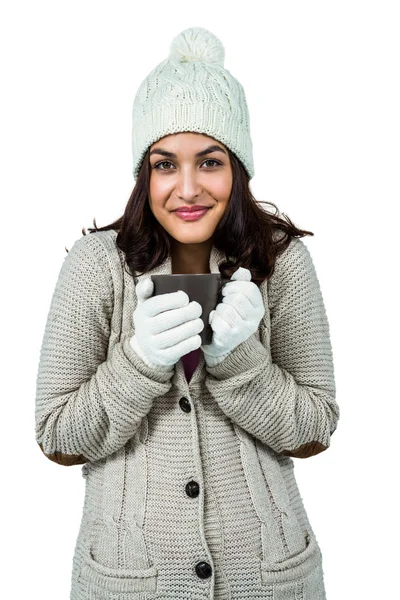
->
[149, 144, 227, 159]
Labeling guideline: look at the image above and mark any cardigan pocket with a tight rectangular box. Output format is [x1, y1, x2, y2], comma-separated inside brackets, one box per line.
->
[78, 518, 158, 595]
[78, 429, 158, 596]
[232, 424, 321, 584]
[259, 527, 320, 583]
[258, 533, 325, 600]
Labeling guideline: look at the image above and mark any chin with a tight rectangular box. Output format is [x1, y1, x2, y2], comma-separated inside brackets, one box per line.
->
[169, 229, 214, 244]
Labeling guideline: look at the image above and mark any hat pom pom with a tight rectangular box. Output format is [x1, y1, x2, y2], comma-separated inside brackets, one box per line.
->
[169, 26, 225, 67]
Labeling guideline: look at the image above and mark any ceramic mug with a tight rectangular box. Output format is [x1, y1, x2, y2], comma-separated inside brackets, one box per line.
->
[150, 273, 230, 345]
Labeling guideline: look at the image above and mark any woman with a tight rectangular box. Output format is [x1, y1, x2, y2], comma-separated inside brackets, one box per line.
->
[35, 26, 339, 600]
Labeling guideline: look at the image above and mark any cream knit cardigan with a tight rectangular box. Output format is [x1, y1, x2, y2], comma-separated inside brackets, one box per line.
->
[35, 228, 339, 600]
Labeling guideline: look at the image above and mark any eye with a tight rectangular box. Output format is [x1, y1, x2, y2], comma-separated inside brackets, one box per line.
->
[152, 160, 174, 170]
[202, 159, 221, 168]
[152, 158, 222, 171]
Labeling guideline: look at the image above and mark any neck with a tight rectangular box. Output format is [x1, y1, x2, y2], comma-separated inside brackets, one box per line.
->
[170, 239, 213, 274]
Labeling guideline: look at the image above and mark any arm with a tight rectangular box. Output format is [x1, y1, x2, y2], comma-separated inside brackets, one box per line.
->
[35, 234, 174, 466]
[204, 237, 339, 458]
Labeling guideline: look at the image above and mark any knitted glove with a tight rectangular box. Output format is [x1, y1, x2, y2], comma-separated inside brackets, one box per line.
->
[200, 267, 265, 367]
[129, 278, 204, 371]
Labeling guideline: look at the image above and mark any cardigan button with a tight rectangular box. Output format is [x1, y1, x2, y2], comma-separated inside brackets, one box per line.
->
[185, 480, 199, 498]
[179, 397, 191, 412]
[195, 561, 212, 579]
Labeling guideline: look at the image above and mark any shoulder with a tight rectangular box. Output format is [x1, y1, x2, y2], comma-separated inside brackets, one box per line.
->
[61, 229, 120, 301]
[69, 229, 118, 260]
[267, 234, 317, 307]
[275, 235, 313, 274]
[66, 229, 119, 273]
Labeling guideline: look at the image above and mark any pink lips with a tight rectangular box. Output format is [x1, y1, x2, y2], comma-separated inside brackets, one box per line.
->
[174, 208, 210, 221]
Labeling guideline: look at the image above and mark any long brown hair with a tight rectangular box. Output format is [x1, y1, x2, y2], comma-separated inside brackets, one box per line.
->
[78, 148, 313, 286]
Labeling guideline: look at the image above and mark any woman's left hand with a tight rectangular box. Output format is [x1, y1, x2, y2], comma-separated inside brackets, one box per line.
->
[201, 267, 265, 363]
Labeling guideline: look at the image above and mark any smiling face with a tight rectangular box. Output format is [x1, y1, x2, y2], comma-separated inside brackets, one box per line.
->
[148, 132, 233, 251]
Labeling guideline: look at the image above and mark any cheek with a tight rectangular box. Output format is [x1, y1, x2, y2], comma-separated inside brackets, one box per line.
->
[149, 176, 171, 201]
[209, 174, 232, 200]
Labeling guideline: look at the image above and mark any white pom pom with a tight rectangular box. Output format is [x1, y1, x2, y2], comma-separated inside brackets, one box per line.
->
[169, 26, 225, 67]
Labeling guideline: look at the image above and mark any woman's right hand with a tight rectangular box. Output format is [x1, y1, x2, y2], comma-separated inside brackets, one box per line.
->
[129, 278, 204, 371]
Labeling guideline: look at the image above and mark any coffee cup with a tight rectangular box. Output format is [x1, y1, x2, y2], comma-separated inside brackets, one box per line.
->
[150, 273, 230, 345]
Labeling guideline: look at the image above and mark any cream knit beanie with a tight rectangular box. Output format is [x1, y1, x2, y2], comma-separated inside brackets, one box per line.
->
[131, 26, 255, 180]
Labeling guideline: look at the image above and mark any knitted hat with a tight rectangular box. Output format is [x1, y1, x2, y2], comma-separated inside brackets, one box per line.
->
[131, 26, 255, 180]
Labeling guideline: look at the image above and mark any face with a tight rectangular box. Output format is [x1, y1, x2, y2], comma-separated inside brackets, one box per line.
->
[148, 132, 233, 248]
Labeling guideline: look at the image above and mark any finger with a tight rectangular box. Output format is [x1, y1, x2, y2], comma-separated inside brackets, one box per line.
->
[213, 302, 241, 329]
[230, 267, 252, 282]
[150, 300, 202, 334]
[207, 308, 233, 343]
[156, 317, 204, 349]
[169, 334, 203, 359]
[145, 290, 190, 317]
[220, 292, 255, 320]
[222, 281, 263, 308]
[135, 278, 154, 303]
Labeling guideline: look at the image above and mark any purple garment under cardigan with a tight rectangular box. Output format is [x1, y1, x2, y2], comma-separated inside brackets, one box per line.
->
[181, 347, 201, 382]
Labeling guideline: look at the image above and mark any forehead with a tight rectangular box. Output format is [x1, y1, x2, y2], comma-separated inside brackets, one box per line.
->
[149, 132, 226, 152]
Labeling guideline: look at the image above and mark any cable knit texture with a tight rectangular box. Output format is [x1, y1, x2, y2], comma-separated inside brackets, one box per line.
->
[131, 27, 255, 180]
[35, 228, 339, 599]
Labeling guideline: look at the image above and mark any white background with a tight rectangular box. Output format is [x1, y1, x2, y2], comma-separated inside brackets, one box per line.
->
[1, 1, 399, 598]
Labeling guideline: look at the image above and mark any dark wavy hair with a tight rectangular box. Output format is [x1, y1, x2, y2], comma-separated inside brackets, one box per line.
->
[76, 147, 313, 287]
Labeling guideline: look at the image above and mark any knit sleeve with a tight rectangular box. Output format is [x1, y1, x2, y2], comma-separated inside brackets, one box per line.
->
[34, 234, 174, 466]
[204, 237, 339, 458]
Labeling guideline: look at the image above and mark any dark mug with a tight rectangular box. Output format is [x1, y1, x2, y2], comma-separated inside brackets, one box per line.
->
[150, 273, 230, 345]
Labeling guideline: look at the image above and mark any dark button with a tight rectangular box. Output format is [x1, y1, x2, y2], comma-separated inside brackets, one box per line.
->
[185, 480, 199, 498]
[179, 397, 191, 412]
[195, 561, 212, 579]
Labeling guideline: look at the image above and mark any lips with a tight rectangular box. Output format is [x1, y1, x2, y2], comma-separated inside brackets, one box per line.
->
[174, 208, 210, 221]
[175, 206, 210, 213]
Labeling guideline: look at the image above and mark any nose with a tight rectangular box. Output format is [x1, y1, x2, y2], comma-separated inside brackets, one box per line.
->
[175, 166, 203, 201]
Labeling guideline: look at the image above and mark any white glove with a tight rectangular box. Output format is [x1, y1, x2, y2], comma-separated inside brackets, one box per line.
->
[201, 267, 265, 366]
[129, 278, 204, 371]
